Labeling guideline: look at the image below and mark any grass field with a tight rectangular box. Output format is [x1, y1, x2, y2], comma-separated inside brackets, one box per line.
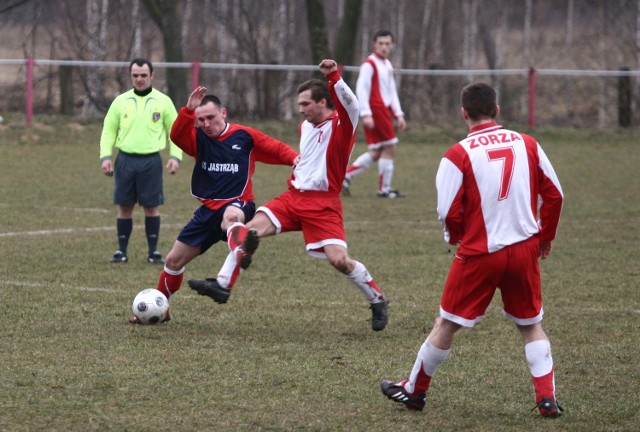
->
[0, 115, 638, 431]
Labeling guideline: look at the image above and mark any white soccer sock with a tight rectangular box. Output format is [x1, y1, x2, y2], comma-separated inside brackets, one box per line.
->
[345, 261, 382, 301]
[217, 250, 238, 288]
[378, 158, 394, 192]
[525, 339, 553, 377]
[346, 152, 374, 179]
[406, 339, 450, 393]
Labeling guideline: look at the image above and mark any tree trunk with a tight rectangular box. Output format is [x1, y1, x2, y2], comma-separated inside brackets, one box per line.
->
[277, 0, 295, 120]
[393, 0, 405, 90]
[598, 0, 606, 128]
[523, 0, 532, 67]
[82, 0, 108, 118]
[566, 0, 574, 51]
[334, 0, 363, 66]
[479, 0, 506, 91]
[415, 0, 434, 69]
[463, 0, 478, 81]
[132, 0, 142, 58]
[140, 0, 188, 107]
[305, 0, 331, 64]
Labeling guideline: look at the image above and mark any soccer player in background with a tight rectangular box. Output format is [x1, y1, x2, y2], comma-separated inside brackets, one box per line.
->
[188, 59, 389, 332]
[129, 86, 298, 323]
[342, 30, 407, 198]
[380, 83, 564, 417]
[100, 58, 182, 264]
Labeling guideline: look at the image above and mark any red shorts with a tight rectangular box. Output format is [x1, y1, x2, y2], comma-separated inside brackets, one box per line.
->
[257, 189, 346, 258]
[364, 105, 398, 149]
[440, 236, 543, 327]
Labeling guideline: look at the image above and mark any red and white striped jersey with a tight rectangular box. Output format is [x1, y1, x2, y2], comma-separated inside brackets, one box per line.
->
[436, 122, 564, 255]
[289, 71, 359, 193]
[356, 53, 404, 118]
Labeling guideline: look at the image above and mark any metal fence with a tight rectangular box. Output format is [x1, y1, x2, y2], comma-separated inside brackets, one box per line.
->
[1, 59, 639, 129]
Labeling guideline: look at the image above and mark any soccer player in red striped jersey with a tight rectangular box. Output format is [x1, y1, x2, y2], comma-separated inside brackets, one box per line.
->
[381, 82, 565, 416]
[188, 60, 388, 332]
[342, 30, 407, 198]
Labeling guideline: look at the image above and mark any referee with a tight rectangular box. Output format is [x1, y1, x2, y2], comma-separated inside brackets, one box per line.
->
[100, 58, 182, 264]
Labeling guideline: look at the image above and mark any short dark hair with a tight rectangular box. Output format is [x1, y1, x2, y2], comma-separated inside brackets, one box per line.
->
[201, 94, 223, 108]
[297, 79, 334, 110]
[129, 58, 153, 74]
[461, 82, 497, 121]
[374, 30, 394, 42]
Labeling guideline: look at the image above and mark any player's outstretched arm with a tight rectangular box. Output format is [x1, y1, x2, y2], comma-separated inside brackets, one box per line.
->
[187, 86, 207, 111]
[319, 59, 338, 75]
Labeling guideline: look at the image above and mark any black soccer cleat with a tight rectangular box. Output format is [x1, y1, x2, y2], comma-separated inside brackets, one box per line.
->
[533, 397, 564, 418]
[188, 278, 231, 304]
[380, 380, 426, 411]
[239, 228, 260, 270]
[370, 298, 388, 331]
[147, 251, 165, 264]
[110, 250, 128, 263]
[377, 189, 405, 199]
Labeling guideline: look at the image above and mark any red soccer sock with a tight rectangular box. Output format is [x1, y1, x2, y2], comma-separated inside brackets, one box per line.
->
[367, 279, 383, 298]
[532, 369, 556, 403]
[412, 368, 432, 394]
[225, 249, 244, 289]
[156, 269, 184, 300]
[227, 223, 248, 252]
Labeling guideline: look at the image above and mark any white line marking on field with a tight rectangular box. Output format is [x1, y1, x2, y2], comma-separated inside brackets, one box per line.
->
[0, 226, 113, 237]
[0, 204, 110, 213]
[3, 280, 116, 293]
[0, 223, 185, 238]
[2, 280, 199, 299]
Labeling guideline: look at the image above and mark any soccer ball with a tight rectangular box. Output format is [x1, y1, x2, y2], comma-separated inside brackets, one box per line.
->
[131, 289, 169, 324]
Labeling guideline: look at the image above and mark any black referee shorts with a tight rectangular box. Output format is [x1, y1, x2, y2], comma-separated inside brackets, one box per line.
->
[113, 151, 164, 207]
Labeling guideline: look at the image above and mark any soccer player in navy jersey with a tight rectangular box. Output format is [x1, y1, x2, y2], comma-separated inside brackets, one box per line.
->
[188, 60, 389, 332]
[129, 86, 298, 324]
[380, 83, 564, 416]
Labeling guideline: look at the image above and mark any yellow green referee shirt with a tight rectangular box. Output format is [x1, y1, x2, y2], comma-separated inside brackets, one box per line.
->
[99, 88, 183, 161]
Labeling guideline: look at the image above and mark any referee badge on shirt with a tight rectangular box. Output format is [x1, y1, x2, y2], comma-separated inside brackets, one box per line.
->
[153, 112, 161, 122]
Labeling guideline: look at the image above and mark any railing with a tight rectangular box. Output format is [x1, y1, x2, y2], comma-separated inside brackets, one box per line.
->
[2, 58, 639, 129]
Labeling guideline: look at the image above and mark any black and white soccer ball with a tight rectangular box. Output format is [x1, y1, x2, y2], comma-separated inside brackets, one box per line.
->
[131, 289, 169, 324]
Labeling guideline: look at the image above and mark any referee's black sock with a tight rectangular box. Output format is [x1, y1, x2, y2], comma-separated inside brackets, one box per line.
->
[145, 216, 161, 255]
[117, 218, 133, 255]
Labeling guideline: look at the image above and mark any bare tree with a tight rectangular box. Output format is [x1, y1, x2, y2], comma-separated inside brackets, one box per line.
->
[463, 0, 478, 81]
[479, 0, 507, 92]
[598, 0, 606, 128]
[432, 0, 444, 66]
[140, 0, 188, 106]
[414, 0, 434, 69]
[305, 0, 331, 63]
[277, 0, 296, 120]
[132, 0, 142, 58]
[81, 0, 108, 118]
[566, 0, 574, 54]
[523, 0, 532, 67]
[181, 0, 192, 56]
[334, 0, 364, 66]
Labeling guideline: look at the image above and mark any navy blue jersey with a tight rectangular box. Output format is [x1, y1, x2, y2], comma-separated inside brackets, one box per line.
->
[170, 107, 298, 210]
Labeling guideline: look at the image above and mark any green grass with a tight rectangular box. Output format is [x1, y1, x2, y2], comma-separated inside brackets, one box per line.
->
[0, 115, 639, 431]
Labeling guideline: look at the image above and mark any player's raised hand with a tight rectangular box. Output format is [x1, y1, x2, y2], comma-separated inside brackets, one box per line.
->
[187, 86, 207, 111]
[319, 59, 338, 75]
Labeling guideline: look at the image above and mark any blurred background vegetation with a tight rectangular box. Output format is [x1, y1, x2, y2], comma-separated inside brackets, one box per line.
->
[2, 0, 640, 128]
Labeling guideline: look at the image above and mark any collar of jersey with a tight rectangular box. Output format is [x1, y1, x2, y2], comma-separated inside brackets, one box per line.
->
[467, 122, 502, 137]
